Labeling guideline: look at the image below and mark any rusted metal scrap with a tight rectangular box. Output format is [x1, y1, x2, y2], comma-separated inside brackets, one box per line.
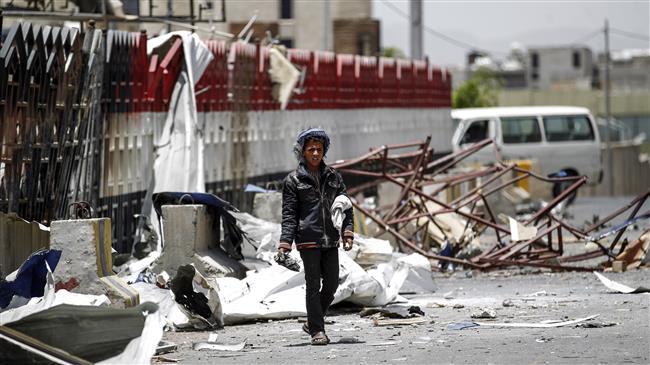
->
[332, 137, 649, 272]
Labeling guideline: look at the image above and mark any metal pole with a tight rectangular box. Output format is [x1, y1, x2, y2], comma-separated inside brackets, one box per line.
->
[604, 19, 613, 196]
[101, 0, 108, 29]
[167, 0, 172, 32]
[190, 0, 195, 28]
[410, 0, 423, 59]
[323, 0, 330, 50]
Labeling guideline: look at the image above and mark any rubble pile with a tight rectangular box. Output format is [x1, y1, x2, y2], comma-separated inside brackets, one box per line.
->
[331, 138, 650, 272]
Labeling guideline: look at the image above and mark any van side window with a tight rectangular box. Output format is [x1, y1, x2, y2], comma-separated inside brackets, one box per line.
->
[543, 115, 595, 142]
[500, 117, 542, 144]
[461, 120, 489, 144]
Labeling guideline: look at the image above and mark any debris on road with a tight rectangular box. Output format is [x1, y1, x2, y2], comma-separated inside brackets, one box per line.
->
[474, 314, 600, 328]
[192, 339, 247, 351]
[470, 307, 497, 319]
[331, 138, 650, 272]
[372, 317, 431, 327]
[594, 272, 650, 293]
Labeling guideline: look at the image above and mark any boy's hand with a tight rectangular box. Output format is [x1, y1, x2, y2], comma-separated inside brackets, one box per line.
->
[343, 237, 354, 251]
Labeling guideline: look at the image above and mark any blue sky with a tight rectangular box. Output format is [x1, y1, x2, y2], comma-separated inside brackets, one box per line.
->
[372, 0, 650, 66]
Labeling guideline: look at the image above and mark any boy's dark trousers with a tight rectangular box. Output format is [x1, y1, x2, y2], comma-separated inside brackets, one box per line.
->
[299, 247, 339, 336]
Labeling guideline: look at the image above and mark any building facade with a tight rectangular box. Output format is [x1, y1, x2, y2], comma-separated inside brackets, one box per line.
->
[526, 46, 594, 90]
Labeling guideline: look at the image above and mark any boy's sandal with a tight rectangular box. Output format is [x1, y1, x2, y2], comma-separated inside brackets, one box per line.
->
[311, 331, 329, 346]
[302, 322, 309, 335]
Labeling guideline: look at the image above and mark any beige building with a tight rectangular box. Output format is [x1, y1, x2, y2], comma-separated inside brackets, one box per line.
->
[1, 0, 380, 55]
[197, 0, 380, 55]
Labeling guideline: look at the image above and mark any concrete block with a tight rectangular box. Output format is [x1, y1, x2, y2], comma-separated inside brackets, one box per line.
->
[252, 192, 283, 223]
[50, 218, 140, 308]
[155, 205, 247, 279]
[50, 218, 112, 294]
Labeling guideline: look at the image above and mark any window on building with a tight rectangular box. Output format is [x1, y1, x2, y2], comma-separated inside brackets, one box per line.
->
[280, 0, 293, 19]
[543, 115, 595, 142]
[573, 51, 581, 68]
[500, 117, 542, 144]
[531, 52, 539, 68]
[461, 120, 489, 145]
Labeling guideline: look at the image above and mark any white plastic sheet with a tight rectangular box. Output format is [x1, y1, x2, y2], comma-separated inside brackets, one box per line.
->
[144, 31, 214, 245]
[98, 309, 165, 365]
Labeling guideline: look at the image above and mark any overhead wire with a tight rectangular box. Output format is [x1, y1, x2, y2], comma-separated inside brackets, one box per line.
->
[569, 28, 603, 45]
[610, 27, 650, 42]
[379, 0, 505, 55]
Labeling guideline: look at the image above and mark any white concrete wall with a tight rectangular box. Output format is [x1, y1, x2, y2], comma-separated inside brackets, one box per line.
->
[104, 107, 453, 197]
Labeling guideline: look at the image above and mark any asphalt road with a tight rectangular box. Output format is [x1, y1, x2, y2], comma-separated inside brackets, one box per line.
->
[162, 269, 649, 364]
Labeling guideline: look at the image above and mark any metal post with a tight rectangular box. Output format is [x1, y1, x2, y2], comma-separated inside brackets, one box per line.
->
[410, 0, 423, 59]
[323, 0, 330, 50]
[604, 19, 613, 196]
[101, 0, 108, 29]
[190, 0, 195, 28]
[167, 0, 172, 32]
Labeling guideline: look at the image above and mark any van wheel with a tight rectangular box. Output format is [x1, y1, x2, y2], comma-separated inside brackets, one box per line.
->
[552, 175, 578, 205]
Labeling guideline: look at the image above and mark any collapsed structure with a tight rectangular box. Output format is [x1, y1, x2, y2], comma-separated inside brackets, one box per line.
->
[331, 137, 650, 272]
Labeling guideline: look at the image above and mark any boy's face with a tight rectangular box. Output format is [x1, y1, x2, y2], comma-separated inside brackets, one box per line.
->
[303, 139, 324, 170]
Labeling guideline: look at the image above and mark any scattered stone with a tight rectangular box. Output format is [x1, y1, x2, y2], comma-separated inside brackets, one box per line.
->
[443, 291, 455, 299]
[502, 299, 515, 307]
[470, 307, 497, 319]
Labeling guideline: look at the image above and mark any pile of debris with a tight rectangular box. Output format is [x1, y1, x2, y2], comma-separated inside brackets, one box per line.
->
[331, 137, 650, 272]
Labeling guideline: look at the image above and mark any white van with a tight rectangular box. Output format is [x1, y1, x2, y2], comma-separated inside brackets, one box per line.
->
[451, 106, 603, 197]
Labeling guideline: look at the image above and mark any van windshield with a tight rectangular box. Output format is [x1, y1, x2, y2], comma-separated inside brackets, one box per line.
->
[500, 117, 542, 144]
[543, 115, 594, 142]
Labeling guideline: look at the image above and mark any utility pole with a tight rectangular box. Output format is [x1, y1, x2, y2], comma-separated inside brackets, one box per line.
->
[190, 0, 195, 29]
[323, 0, 331, 50]
[167, 0, 172, 33]
[604, 19, 613, 196]
[410, 0, 423, 59]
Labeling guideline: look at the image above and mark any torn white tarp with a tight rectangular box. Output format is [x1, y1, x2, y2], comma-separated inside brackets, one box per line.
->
[130, 282, 189, 328]
[231, 211, 281, 261]
[346, 235, 393, 268]
[98, 307, 165, 365]
[268, 46, 300, 110]
[143, 31, 214, 245]
[397, 253, 437, 293]
[334, 251, 409, 307]
[1, 266, 109, 326]
[213, 214, 416, 323]
[217, 265, 306, 325]
[594, 272, 650, 294]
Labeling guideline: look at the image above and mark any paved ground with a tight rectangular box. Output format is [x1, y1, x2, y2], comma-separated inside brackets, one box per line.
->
[160, 196, 650, 364]
[162, 270, 649, 364]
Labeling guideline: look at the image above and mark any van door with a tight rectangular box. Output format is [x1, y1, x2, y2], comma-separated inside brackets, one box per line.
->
[541, 114, 600, 181]
[454, 118, 496, 164]
[498, 115, 545, 165]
